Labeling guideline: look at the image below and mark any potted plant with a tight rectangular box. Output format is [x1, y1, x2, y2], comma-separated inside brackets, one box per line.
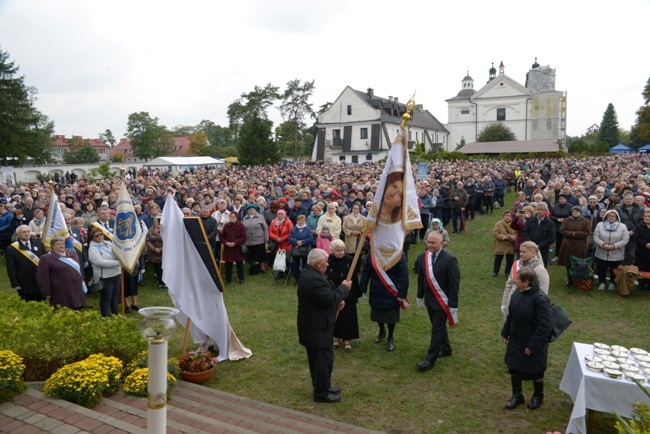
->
[178, 351, 218, 384]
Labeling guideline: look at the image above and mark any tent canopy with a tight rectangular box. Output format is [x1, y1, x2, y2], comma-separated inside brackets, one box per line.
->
[638, 144, 650, 153]
[144, 156, 225, 167]
[610, 144, 633, 153]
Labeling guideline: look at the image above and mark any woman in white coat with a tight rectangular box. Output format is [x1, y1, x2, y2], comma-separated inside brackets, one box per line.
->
[592, 209, 630, 290]
[88, 227, 122, 317]
[501, 241, 549, 318]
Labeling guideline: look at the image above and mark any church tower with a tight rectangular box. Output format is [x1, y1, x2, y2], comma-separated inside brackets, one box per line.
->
[488, 62, 496, 83]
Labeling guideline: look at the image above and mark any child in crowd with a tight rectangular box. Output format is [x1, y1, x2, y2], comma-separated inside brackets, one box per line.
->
[316, 224, 332, 254]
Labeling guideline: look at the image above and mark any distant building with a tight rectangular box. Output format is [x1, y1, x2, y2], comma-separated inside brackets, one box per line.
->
[587, 124, 600, 134]
[446, 59, 567, 150]
[311, 86, 449, 163]
[53, 135, 110, 162]
[108, 137, 192, 163]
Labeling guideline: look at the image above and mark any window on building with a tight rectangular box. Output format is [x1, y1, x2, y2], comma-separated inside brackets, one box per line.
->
[461, 109, 470, 115]
[333, 129, 341, 145]
[408, 130, 412, 141]
[360, 128, 368, 139]
[497, 108, 506, 121]
[347, 105, 352, 115]
[339, 156, 346, 162]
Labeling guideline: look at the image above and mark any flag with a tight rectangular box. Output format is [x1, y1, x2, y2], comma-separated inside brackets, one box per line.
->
[112, 182, 146, 274]
[42, 190, 74, 252]
[161, 195, 252, 362]
[365, 123, 422, 270]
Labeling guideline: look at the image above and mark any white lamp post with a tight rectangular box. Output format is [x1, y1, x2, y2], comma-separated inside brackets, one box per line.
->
[138, 307, 179, 434]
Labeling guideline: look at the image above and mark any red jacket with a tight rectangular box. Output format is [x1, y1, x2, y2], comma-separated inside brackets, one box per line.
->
[269, 218, 293, 252]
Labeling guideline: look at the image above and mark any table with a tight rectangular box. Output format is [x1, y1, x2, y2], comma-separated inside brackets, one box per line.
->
[560, 342, 650, 434]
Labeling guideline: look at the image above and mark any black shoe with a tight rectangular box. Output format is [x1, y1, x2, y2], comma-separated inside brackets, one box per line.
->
[565, 279, 572, 287]
[386, 338, 394, 352]
[132, 305, 140, 311]
[124, 306, 131, 313]
[417, 360, 434, 371]
[374, 331, 386, 343]
[314, 393, 341, 403]
[491, 272, 498, 277]
[527, 394, 543, 410]
[505, 393, 524, 410]
[329, 387, 341, 394]
[437, 350, 452, 358]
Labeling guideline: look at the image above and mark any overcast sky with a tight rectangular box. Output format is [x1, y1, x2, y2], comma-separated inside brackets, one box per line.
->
[1, 0, 648, 142]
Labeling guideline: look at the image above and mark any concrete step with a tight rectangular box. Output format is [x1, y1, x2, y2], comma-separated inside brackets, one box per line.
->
[0, 381, 384, 434]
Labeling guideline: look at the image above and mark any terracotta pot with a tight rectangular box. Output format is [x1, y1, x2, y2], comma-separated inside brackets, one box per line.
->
[180, 367, 215, 384]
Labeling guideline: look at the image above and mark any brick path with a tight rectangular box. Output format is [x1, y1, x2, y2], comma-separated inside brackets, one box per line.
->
[0, 382, 384, 433]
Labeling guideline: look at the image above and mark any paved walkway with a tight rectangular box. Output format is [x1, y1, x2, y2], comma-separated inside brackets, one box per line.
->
[0, 382, 384, 434]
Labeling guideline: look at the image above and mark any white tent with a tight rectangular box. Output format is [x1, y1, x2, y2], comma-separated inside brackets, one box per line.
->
[144, 156, 225, 167]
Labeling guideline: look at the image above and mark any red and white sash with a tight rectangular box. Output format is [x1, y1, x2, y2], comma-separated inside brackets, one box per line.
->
[424, 250, 457, 326]
[371, 255, 409, 310]
[511, 260, 521, 281]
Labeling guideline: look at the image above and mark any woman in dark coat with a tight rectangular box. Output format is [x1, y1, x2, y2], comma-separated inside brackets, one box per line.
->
[550, 195, 572, 261]
[359, 251, 408, 352]
[145, 216, 165, 288]
[221, 212, 247, 284]
[327, 239, 360, 352]
[559, 206, 591, 285]
[38, 236, 86, 310]
[501, 268, 552, 411]
[632, 209, 650, 290]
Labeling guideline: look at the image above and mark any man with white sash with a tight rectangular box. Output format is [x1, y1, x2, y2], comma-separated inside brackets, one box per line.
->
[415, 232, 460, 371]
[91, 206, 114, 241]
[6, 225, 45, 302]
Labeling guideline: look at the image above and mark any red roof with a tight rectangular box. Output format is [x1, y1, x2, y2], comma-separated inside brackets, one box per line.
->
[108, 137, 191, 160]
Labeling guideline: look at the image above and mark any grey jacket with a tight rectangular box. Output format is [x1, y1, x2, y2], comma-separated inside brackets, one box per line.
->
[242, 212, 269, 246]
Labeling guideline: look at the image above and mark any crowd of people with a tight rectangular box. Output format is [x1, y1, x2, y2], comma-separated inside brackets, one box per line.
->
[3, 152, 650, 405]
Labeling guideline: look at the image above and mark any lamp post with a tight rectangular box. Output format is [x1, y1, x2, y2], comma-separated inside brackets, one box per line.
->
[138, 307, 179, 434]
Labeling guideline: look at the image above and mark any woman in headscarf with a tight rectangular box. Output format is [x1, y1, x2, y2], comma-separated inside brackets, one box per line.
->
[341, 203, 366, 255]
[501, 241, 549, 318]
[317, 202, 342, 240]
[88, 227, 121, 317]
[511, 205, 534, 258]
[327, 239, 361, 352]
[559, 206, 591, 286]
[221, 212, 247, 285]
[424, 218, 450, 248]
[28, 208, 46, 240]
[242, 203, 268, 274]
[593, 209, 629, 290]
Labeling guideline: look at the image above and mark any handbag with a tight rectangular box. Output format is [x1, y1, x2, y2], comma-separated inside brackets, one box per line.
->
[548, 303, 572, 343]
[273, 249, 287, 272]
[240, 244, 249, 254]
[267, 241, 277, 252]
[293, 244, 311, 258]
[88, 278, 103, 294]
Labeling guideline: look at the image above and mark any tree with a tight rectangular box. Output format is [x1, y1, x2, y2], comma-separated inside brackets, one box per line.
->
[598, 103, 620, 148]
[455, 137, 466, 151]
[112, 150, 125, 162]
[63, 137, 100, 164]
[125, 112, 173, 161]
[0, 49, 55, 165]
[187, 131, 209, 156]
[476, 123, 517, 142]
[227, 83, 279, 139]
[317, 102, 333, 114]
[280, 79, 316, 160]
[631, 77, 650, 145]
[195, 120, 234, 149]
[88, 161, 116, 181]
[237, 115, 279, 166]
[98, 129, 116, 147]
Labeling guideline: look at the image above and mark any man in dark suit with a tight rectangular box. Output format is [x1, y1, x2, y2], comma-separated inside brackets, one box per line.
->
[91, 206, 115, 241]
[415, 232, 460, 371]
[523, 202, 555, 267]
[297, 248, 351, 403]
[6, 225, 45, 301]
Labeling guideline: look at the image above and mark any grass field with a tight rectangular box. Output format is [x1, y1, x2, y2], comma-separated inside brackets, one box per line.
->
[3, 193, 649, 433]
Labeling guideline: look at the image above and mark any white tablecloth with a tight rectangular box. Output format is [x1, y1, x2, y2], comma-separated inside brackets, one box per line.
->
[560, 342, 650, 434]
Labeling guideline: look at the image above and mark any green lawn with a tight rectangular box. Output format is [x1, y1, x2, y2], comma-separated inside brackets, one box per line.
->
[3, 194, 649, 433]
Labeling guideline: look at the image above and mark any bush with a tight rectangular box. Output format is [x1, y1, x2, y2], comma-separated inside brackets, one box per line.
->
[0, 293, 146, 380]
[43, 357, 111, 408]
[0, 350, 26, 403]
[123, 368, 176, 398]
[123, 350, 180, 379]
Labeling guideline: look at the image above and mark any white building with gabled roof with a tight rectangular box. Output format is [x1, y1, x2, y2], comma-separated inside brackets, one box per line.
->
[311, 86, 449, 163]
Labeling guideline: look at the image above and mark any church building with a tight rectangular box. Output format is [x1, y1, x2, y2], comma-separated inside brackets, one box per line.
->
[446, 59, 567, 151]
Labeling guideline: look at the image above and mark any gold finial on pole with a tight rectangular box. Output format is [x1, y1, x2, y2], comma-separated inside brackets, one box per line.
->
[401, 92, 416, 128]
